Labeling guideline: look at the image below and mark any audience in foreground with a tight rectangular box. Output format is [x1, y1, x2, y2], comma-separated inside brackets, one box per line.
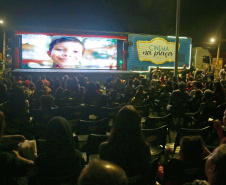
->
[78, 159, 128, 185]
[100, 105, 153, 184]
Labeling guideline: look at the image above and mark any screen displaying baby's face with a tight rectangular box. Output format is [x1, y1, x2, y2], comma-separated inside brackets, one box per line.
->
[48, 41, 83, 67]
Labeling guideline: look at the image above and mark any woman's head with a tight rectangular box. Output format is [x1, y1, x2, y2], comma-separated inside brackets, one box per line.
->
[45, 117, 74, 149]
[109, 105, 142, 144]
[179, 136, 205, 162]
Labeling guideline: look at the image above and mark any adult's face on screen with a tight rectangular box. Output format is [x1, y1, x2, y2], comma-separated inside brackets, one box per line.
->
[48, 41, 83, 67]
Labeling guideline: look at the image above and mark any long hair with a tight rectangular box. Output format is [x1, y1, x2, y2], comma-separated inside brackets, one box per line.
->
[109, 105, 145, 146]
[179, 136, 204, 162]
[44, 116, 75, 155]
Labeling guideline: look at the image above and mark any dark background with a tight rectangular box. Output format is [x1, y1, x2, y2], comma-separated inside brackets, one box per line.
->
[0, 0, 226, 58]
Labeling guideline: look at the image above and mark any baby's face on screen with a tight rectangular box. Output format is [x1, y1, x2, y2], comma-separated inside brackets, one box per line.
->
[48, 41, 83, 67]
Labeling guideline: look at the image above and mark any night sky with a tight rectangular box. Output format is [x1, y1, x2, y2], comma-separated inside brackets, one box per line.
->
[1, 0, 226, 50]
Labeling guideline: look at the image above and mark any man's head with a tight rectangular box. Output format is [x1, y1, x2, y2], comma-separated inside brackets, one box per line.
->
[183, 64, 186, 68]
[205, 144, 226, 185]
[78, 160, 128, 185]
[47, 37, 85, 67]
[178, 81, 186, 91]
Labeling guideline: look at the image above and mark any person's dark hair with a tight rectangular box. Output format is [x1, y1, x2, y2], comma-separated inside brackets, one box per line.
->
[109, 105, 144, 145]
[172, 76, 177, 82]
[194, 89, 203, 98]
[44, 116, 76, 157]
[86, 82, 97, 93]
[62, 89, 71, 98]
[55, 87, 64, 97]
[40, 95, 55, 109]
[204, 89, 213, 100]
[188, 77, 194, 81]
[164, 85, 170, 92]
[9, 87, 27, 115]
[49, 37, 85, 55]
[213, 81, 224, 93]
[194, 81, 202, 89]
[179, 136, 204, 162]
[128, 79, 133, 86]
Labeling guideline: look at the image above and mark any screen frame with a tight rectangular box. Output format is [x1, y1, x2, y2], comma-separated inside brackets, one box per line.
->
[15, 31, 127, 70]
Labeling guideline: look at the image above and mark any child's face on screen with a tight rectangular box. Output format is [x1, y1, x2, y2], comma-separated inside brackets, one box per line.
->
[48, 41, 83, 67]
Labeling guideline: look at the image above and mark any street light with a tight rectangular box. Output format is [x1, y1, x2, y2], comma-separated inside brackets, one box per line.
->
[210, 38, 215, 43]
[0, 19, 5, 71]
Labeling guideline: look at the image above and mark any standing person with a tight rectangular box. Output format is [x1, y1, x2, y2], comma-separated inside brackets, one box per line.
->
[100, 105, 152, 184]
[202, 66, 214, 81]
[151, 66, 162, 79]
[219, 64, 226, 80]
[181, 64, 187, 81]
[47, 37, 85, 68]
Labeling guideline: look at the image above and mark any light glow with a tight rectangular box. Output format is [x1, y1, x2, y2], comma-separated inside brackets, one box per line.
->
[210, 38, 215, 43]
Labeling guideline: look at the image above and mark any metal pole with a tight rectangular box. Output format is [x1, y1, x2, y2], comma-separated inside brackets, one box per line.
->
[217, 29, 221, 66]
[2, 27, 5, 71]
[174, 0, 181, 76]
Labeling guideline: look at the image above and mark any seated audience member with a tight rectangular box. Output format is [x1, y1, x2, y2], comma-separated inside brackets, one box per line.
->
[163, 136, 210, 185]
[134, 85, 146, 105]
[124, 79, 136, 101]
[34, 116, 83, 184]
[212, 81, 225, 106]
[67, 76, 80, 94]
[100, 105, 152, 184]
[0, 87, 30, 134]
[40, 95, 55, 110]
[54, 87, 64, 107]
[205, 144, 226, 185]
[0, 82, 9, 104]
[213, 109, 226, 145]
[83, 81, 100, 105]
[196, 90, 217, 123]
[188, 89, 203, 113]
[41, 75, 50, 87]
[78, 160, 128, 185]
[0, 111, 34, 185]
[168, 82, 190, 116]
[113, 78, 124, 94]
[190, 81, 203, 97]
[159, 85, 171, 108]
[104, 74, 115, 89]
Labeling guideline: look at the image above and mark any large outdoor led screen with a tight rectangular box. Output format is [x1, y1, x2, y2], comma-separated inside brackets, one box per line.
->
[21, 34, 117, 69]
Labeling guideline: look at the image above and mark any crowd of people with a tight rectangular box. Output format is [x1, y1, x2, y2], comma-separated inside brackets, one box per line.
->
[0, 68, 226, 185]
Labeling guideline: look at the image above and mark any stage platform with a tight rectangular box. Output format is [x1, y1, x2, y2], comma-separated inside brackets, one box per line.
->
[12, 69, 147, 83]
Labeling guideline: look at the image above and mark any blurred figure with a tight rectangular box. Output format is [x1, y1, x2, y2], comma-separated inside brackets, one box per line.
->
[100, 105, 152, 183]
[78, 160, 128, 185]
[35, 116, 83, 184]
[205, 144, 226, 185]
[219, 64, 226, 80]
[151, 66, 162, 79]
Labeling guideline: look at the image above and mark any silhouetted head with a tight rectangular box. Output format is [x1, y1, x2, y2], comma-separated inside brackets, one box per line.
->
[78, 160, 128, 185]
